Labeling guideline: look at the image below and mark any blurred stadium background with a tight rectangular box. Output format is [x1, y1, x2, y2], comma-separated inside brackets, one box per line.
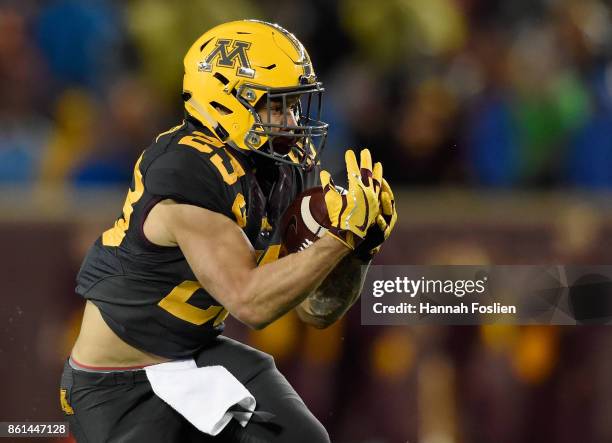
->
[2, 0, 612, 442]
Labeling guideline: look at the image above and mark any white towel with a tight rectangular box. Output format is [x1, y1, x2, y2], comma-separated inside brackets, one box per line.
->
[145, 359, 256, 436]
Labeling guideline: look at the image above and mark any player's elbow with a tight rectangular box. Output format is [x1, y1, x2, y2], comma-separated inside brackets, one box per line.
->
[231, 303, 273, 330]
[238, 313, 272, 330]
[248, 319, 271, 330]
[227, 279, 282, 330]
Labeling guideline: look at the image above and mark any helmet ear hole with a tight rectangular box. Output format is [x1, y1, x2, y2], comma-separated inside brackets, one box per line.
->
[210, 101, 233, 115]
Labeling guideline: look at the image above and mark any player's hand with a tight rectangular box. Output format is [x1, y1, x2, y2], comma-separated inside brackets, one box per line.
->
[320, 149, 382, 249]
[355, 177, 398, 260]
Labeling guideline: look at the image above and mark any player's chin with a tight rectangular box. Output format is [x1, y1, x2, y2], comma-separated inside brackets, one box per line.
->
[270, 135, 298, 156]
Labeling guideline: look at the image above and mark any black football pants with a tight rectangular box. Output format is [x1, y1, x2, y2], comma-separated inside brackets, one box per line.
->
[59, 339, 330, 443]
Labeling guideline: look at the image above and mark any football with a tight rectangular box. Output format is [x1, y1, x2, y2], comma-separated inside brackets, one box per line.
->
[279, 187, 331, 256]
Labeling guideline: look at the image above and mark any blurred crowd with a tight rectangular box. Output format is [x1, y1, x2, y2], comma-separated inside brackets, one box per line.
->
[2, 0, 612, 189]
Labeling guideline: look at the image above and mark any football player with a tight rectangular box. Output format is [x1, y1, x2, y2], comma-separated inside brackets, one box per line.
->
[60, 20, 397, 442]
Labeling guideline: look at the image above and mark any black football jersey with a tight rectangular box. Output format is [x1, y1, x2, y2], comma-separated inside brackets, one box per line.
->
[76, 120, 319, 359]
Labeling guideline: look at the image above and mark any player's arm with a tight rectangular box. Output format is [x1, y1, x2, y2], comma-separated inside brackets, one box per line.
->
[296, 177, 398, 328]
[146, 200, 350, 330]
[295, 255, 370, 328]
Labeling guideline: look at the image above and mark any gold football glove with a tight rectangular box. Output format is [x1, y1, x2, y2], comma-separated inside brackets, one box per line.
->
[321, 149, 382, 249]
[355, 177, 398, 260]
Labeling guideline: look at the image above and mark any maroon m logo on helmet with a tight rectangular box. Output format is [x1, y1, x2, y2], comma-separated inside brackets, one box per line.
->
[200, 39, 255, 78]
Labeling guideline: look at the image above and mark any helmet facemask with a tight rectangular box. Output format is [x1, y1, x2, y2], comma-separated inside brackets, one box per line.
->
[236, 83, 328, 170]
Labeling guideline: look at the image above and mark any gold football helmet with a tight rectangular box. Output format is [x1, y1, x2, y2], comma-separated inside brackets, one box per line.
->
[183, 20, 328, 169]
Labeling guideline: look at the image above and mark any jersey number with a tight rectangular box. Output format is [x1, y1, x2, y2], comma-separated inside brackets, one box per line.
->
[178, 132, 245, 185]
[102, 154, 145, 247]
[158, 280, 228, 326]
